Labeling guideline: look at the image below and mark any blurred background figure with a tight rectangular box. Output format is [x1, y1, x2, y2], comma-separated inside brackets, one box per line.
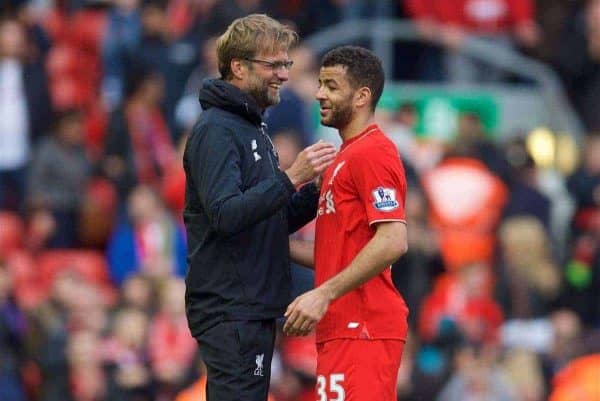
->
[437, 344, 517, 401]
[26, 109, 91, 248]
[406, 0, 540, 83]
[107, 185, 186, 286]
[102, 69, 175, 201]
[148, 278, 197, 399]
[0, 16, 52, 212]
[0, 261, 27, 401]
[102, 307, 152, 401]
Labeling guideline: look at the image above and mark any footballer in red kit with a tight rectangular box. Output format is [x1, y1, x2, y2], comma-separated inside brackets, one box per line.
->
[284, 46, 409, 401]
[314, 123, 408, 343]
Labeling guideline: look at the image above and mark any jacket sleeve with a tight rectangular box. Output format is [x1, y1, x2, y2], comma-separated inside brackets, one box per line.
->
[187, 123, 296, 236]
[287, 182, 319, 234]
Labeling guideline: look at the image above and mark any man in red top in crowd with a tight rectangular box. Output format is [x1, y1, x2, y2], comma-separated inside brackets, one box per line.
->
[283, 46, 409, 401]
[405, 0, 540, 82]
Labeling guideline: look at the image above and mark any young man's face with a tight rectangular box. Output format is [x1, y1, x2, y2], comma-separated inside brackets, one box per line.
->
[244, 49, 290, 109]
[316, 65, 355, 129]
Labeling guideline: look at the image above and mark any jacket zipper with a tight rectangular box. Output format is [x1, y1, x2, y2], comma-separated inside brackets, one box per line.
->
[260, 122, 277, 173]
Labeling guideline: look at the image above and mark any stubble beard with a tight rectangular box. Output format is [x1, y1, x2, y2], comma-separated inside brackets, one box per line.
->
[321, 102, 353, 129]
[248, 78, 280, 109]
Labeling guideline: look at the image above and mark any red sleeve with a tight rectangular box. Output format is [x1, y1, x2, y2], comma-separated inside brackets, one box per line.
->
[507, 0, 534, 24]
[349, 143, 406, 225]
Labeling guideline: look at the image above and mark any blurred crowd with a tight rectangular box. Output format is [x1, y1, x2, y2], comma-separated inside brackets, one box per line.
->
[0, 0, 599, 401]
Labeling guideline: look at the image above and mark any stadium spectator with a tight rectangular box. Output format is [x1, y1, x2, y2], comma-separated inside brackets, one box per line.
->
[437, 343, 517, 401]
[102, 68, 176, 200]
[102, 307, 152, 400]
[107, 185, 187, 286]
[265, 45, 318, 147]
[422, 150, 508, 272]
[26, 109, 91, 248]
[405, 0, 540, 82]
[555, 0, 600, 131]
[148, 278, 196, 397]
[132, 0, 200, 138]
[419, 262, 504, 346]
[495, 217, 561, 319]
[101, 0, 142, 110]
[0, 16, 52, 211]
[502, 138, 552, 229]
[119, 273, 155, 314]
[174, 35, 219, 134]
[67, 330, 106, 401]
[160, 134, 188, 219]
[392, 187, 443, 327]
[0, 262, 27, 401]
[27, 270, 84, 401]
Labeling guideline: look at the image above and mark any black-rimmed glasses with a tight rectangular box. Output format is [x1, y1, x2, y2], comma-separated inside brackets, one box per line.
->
[244, 58, 294, 71]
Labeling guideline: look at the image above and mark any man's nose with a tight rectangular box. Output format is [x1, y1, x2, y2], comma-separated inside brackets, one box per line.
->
[276, 67, 289, 81]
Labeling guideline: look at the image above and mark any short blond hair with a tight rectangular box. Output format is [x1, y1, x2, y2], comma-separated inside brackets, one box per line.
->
[216, 14, 298, 80]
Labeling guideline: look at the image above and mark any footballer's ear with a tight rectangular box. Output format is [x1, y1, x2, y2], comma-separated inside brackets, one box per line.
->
[230, 59, 246, 80]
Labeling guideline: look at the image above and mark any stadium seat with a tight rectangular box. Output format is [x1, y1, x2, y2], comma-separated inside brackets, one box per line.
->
[5, 251, 46, 309]
[0, 212, 25, 256]
[37, 250, 111, 289]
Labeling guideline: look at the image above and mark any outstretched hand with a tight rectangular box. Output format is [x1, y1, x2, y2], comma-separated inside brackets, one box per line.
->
[283, 287, 331, 336]
[285, 140, 336, 186]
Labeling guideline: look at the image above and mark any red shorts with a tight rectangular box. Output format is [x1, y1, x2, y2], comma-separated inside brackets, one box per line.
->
[315, 339, 404, 401]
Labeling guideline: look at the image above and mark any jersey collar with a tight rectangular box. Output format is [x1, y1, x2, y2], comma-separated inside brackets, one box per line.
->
[340, 124, 379, 152]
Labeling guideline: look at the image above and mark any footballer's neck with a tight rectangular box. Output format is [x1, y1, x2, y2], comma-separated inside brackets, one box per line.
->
[339, 112, 375, 142]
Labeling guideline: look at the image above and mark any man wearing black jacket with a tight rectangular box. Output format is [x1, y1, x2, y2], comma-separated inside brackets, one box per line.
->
[183, 14, 336, 401]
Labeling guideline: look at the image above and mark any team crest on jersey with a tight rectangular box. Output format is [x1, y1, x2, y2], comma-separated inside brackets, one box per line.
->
[372, 187, 398, 211]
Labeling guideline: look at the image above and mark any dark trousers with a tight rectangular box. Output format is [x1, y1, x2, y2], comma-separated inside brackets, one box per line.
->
[0, 167, 26, 211]
[197, 319, 276, 401]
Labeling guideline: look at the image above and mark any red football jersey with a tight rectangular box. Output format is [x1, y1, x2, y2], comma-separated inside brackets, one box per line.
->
[314, 124, 409, 344]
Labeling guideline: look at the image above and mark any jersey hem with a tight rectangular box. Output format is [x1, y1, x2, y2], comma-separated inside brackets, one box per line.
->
[368, 219, 407, 226]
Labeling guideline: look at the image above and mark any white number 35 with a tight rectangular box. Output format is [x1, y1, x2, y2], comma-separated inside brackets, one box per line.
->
[317, 374, 345, 401]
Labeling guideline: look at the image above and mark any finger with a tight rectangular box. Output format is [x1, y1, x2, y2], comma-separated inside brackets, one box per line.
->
[309, 142, 336, 152]
[311, 147, 337, 158]
[283, 318, 293, 334]
[283, 309, 298, 333]
[311, 153, 337, 165]
[291, 315, 307, 334]
[284, 298, 300, 317]
[298, 317, 314, 335]
[312, 156, 336, 171]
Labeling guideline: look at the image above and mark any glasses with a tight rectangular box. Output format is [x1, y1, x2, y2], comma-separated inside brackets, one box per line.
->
[244, 58, 294, 71]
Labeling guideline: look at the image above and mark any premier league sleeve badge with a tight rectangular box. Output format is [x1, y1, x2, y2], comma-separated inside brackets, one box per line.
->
[372, 187, 399, 211]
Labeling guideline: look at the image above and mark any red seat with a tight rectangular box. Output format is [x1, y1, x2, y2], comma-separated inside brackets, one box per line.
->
[37, 250, 110, 289]
[5, 251, 46, 309]
[0, 212, 24, 256]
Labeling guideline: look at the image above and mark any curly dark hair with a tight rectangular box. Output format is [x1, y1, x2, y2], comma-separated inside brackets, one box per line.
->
[321, 46, 384, 111]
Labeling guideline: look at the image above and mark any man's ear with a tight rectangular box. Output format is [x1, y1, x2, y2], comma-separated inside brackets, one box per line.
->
[355, 87, 372, 109]
[231, 59, 246, 80]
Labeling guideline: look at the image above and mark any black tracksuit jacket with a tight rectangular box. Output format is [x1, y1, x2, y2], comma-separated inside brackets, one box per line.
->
[183, 79, 319, 337]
